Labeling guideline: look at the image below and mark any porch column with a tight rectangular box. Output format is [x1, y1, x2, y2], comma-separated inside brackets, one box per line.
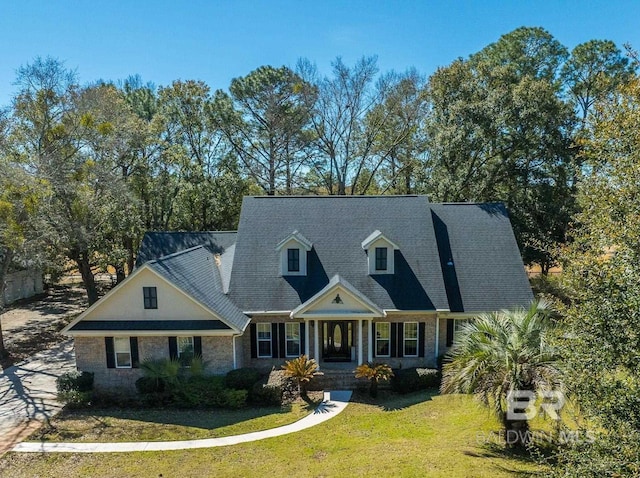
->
[358, 319, 363, 365]
[314, 319, 320, 368]
[368, 319, 373, 362]
[434, 315, 440, 361]
[304, 319, 310, 356]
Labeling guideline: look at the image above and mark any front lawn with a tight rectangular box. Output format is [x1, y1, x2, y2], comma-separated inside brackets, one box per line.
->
[0, 391, 544, 477]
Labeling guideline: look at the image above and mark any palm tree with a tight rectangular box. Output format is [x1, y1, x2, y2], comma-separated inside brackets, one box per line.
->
[282, 355, 320, 397]
[355, 362, 394, 398]
[440, 300, 562, 448]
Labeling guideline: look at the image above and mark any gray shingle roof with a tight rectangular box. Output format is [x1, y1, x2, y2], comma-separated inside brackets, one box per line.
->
[429, 203, 534, 312]
[136, 231, 237, 267]
[69, 320, 231, 332]
[228, 196, 450, 311]
[147, 246, 250, 331]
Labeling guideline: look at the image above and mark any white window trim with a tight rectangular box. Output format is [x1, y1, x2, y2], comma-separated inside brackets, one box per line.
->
[403, 322, 419, 357]
[375, 322, 391, 358]
[453, 319, 471, 342]
[285, 322, 301, 358]
[257, 323, 272, 358]
[114, 336, 132, 369]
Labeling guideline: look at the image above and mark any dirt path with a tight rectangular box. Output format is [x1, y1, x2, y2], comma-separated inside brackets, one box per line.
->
[1, 285, 87, 369]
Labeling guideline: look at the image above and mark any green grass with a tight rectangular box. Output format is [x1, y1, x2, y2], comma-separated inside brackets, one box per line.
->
[0, 391, 545, 478]
[29, 403, 315, 442]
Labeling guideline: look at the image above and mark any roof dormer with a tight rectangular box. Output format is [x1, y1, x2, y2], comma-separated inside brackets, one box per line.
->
[361, 230, 399, 275]
[276, 230, 313, 276]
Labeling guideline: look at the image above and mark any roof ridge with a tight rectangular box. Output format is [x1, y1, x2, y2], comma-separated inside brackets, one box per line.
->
[149, 245, 208, 263]
[146, 230, 238, 234]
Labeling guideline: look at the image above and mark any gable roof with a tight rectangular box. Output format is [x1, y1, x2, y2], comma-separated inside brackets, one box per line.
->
[361, 230, 399, 250]
[135, 231, 237, 267]
[275, 230, 313, 251]
[147, 246, 250, 331]
[430, 203, 533, 313]
[228, 196, 450, 312]
[291, 274, 386, 318]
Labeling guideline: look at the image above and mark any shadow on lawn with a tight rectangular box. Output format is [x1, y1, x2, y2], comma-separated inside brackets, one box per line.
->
[464, 442, 547, 476]
[349, 388, 439, 412]
[57, 405, 295, 431]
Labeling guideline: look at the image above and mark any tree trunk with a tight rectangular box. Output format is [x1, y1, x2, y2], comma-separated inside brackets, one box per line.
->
[0, 248, 14, 359]
[503, 417, 531, 448]
[124, 236, 135, 275]
[75, 253, 99, 305]
[370, 379, 378, 398]
[115, 264, 126, 285]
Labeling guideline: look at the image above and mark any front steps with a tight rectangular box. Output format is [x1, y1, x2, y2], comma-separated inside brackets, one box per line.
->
[308, 368, 366, 391]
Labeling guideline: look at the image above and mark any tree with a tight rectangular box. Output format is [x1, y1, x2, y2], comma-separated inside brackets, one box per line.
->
[555, 79, 640, 476]
[354, 362, 393, 398]
[215, 66, 314, 195]
[562, 39, 635, 126]
[441, 301, 561, 448]
[282, 354, 320, 397]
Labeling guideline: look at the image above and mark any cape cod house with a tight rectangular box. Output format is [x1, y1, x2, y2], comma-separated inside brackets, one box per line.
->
[63, 195, 533, 391]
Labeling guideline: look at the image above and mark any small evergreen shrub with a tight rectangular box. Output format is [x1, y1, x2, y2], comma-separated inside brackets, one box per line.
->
[225, 368, 262, 390]
[250, 382, 283, 406]
[391, 367, 440, 394]
[56, 371, 94, 393]
[135, 376, 165, 394]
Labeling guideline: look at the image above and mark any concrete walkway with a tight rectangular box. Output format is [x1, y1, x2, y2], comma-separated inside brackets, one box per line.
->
[0, 340, 75, 454]
[13, 390, 352, 453]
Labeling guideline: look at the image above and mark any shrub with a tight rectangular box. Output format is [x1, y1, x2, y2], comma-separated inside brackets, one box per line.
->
[282, 355, 320, 396]
[250, 382, 283, 406]
[225, 368, 262, 390]
[220, 388, 248, 409]
[58, 390, 92, 408]
[391, 367, 440, 394]
[135, 376, 165, 394]
[355, 362, 393, 398]
[56, 371, 94, 393]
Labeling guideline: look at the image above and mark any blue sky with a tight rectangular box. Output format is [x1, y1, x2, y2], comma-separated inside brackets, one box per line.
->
[1, 1, 639, 104]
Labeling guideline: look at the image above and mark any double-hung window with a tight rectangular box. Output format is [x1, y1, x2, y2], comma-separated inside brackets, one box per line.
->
[404, 322, 419, 357]
[143, 286, 157, 309]
[177, 336, 195, 366]
[114, 337, 132, 368]
[375, 322, 391, 357]
[375, 247, 388, 271]
[287, 248, 300, 273]
[257, 323, 272, 358]
[285, 323, 301, 357]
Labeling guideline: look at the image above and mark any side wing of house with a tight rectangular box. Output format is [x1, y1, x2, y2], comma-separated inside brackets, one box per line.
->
[64, 247, 248, 391]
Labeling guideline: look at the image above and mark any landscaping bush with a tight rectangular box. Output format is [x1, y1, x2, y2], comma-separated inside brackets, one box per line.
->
[58, 390, 92, 408]
[135, 376, 165, 394]
[250, 382, 283, 406]
[391, 367, 440, 394]
[166, 376, 248, 409]
[56, 371, 94, 393]
[224, 367, 262, 390]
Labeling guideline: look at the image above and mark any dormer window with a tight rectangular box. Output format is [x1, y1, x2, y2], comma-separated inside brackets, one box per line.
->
[361, 230, 398, 275]
[287, 248, 300, 272]
[276, 230, 313, 276]
[375, 247, 388, 271]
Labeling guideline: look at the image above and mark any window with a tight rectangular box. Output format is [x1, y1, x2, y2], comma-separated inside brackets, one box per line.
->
[285, 323, 301, 357]
[114, 337, 132, 368]
[375, 247, 388, 271]
[257, 323, 272, 358]
[404, 322, 419, 357]
[287, 248, 300, 272]
[143, 286, 157, 309]
[177, 336, 194, 365]
[375, 322, 391, 357]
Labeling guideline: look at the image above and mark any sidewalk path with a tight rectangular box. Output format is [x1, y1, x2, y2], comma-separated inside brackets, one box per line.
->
[0, 340, 75, 454]
[13, 390, 352, 453]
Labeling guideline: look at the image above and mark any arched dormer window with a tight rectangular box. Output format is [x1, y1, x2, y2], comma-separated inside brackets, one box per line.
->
[361, 230, 399, 275]
[275, 230, 313, 276]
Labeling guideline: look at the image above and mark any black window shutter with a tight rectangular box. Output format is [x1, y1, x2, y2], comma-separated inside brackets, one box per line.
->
[418, 322, 426, 358]
[250, 324, 257, 358]
[397, 322, 404, 358]
[390, 323, 397, 358]
[278, 323, 286, 358]
[168, 336, 178, 360]
[105, 337, 115, 368]
[300, 322, 306, 355]
[194, 336, 202, 357]
[271, 323, 279, 358]
[446, 319, 454, 347]
[130, 337, 140, 368]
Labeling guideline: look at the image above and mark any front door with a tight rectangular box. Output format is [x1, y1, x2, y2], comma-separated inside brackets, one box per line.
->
[322, 321, 353, 362]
